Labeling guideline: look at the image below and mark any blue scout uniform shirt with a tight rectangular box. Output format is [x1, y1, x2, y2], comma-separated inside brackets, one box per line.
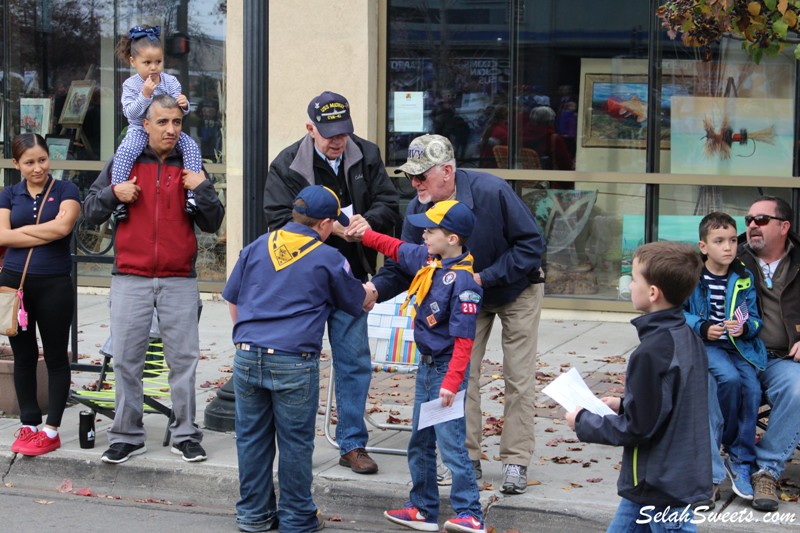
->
[0, 176, 81, 276]
[222, 222, 365, 354]
[397, 243, 483, 357]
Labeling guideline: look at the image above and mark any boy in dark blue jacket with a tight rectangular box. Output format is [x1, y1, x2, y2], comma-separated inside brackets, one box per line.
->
[684, 212, 766, 502]
[567, 241, 710, 532]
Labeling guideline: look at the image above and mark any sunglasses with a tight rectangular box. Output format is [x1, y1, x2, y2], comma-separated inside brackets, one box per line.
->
[744, 214, 787, 227]
[404, 165, 438, 182]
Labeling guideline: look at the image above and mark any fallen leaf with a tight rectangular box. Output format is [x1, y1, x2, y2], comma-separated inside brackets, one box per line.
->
[34, 500, 53, 505]
[527, 480, 542, 486]
[58, 479, 73, 493]
[4, 482, 13, 488]
[74, 488, 95, 497]
[587, 478, 603, 483]
[479, 481, 495, 491]
[328, 515, 342, 522]
[179, 502, 194, 507]
[544, 427, 556, 433]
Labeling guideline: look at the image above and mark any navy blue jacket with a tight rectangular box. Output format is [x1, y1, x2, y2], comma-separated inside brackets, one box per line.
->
[222, 222, 366, 354]
[372, 169, 544, 307]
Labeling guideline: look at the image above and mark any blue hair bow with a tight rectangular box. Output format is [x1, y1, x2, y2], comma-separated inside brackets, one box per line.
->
[128, 25, 161, 41]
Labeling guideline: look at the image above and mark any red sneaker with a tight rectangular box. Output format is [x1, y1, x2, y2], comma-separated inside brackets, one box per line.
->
[11, 427, 37, 453]
[18, 431, 60, 456]
[444, 513, 485, 533]
[384, 503, 438, 531]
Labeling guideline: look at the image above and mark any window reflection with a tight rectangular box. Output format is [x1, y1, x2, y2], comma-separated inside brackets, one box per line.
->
[2, 0, 227, 285]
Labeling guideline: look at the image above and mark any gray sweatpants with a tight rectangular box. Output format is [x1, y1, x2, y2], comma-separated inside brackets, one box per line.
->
[108, 275, 203, 446]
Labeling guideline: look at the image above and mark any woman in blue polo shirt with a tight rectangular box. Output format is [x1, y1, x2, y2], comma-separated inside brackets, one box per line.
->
[0, 133, 80, 457]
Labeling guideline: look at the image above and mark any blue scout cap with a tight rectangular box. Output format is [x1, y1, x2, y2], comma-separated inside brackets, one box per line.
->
[294, 185, 350, 226]
[407, 200, 474, 239]
[307, 91, 354, 138]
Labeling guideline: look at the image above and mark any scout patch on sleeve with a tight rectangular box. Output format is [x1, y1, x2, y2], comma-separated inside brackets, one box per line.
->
[443, 272, 456, 285]
[459, 290, 480, 315]
[430, 301, 440, 314]
[459, 290, 481, 303]
[426, 314, 438, 327]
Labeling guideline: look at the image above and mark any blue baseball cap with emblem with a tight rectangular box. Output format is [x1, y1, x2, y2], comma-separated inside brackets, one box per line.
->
[407, 200, 475, 239]
[294, 185, 350, 226]
[307, 91, 354, 138]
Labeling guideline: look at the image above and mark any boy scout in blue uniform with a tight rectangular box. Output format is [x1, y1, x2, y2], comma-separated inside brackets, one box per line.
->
[223, 185, 367, 533]
[358, 200, 485, 533]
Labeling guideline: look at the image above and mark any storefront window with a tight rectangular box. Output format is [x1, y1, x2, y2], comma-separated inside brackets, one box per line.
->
[1, 0, 227, 285]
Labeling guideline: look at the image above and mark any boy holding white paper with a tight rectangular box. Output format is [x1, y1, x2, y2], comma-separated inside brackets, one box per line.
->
[566, 242, 710, 532]
[357, 200, 485, 533]
[684, 212, 766, 502]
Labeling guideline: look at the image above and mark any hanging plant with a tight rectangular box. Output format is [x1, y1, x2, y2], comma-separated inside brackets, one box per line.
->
[656, 0, 800, 62]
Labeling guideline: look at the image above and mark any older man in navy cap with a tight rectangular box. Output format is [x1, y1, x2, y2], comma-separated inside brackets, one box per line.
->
[263, 91, 400, 474]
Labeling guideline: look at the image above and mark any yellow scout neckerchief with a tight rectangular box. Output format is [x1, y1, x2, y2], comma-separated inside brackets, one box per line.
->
[268, 229, 323, 271]
[400, 253, 475, 319]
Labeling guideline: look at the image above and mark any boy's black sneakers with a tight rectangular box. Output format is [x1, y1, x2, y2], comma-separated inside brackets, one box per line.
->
[101, 442, 146, 464]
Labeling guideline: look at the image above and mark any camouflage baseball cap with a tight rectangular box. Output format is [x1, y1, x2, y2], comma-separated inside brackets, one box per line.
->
[395, 134, 455, 176]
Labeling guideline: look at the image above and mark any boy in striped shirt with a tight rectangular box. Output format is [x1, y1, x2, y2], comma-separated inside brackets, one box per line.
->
[683, 212, 766, 504]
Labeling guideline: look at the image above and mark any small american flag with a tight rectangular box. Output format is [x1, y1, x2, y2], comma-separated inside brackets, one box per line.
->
[730, 302, 749, 334]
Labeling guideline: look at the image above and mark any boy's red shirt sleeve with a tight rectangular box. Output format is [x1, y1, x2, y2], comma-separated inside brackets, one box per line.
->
[441, 337, 473, 393]
[362, 229, 402, 262]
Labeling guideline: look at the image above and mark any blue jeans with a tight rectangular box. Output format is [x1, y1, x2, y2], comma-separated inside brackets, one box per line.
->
[756, 356, 800, 479]
[407, 360, 482, 522]
[706, 343, 760, 465]
[233, 349, 320, 533]
[328, 309, 371, 454]
[607, 498, 696, 533]
[707, 376, 725, 484]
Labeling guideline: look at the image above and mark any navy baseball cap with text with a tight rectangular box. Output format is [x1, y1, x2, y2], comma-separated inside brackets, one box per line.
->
[307, 91, 354, 138]
[294, 185, 350, 227]
[407, 200, 475, 239]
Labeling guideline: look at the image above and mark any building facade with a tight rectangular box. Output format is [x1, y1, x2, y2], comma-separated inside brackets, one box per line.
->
[2, 1, 796, 310]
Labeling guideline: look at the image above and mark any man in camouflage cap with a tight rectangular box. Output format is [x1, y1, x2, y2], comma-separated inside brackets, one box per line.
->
[367, 133, 546, 495]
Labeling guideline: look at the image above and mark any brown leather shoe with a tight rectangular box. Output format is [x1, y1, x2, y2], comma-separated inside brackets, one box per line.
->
[339, 448, 378, 474]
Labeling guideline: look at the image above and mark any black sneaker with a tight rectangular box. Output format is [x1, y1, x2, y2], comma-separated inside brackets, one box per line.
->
[112, 203, 129, 222]
[101, 442, 146, 464]
[171, 440, 207, 462]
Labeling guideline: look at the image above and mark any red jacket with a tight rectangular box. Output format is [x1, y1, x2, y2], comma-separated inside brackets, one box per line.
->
[84, 147, 225, 278]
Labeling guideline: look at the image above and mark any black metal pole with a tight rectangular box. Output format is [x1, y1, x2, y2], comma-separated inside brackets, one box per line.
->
[242, 0, 269, 245]
[644, 0, 662, 243]
[205, 0, 269, 432]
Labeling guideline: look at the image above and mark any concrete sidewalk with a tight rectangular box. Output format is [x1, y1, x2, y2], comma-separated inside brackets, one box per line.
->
[0, 293, 798, 532]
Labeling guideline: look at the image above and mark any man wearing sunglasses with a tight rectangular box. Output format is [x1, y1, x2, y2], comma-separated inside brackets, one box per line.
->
[263, 91, 400, 475]
[365, 134, 545, 495]
[737, 196, 800, 513]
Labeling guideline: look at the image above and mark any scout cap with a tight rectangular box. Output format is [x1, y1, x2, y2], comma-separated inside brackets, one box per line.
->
[395, 134, 455, 176]
[407, 200, 474, 239]
[294, 185, 350, 226]
[307, 91, 354, 138]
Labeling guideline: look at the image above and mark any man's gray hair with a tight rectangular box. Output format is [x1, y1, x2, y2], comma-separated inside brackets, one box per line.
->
[146, 94, 180, 119]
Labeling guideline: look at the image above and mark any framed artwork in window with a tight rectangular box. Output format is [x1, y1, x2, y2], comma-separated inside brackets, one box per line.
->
[20, 97, 52, 137]
[59, 80, 95, 125]
[45, 135, 72, 180]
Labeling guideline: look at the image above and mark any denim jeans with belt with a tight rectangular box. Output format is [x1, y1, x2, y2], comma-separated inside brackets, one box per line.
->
[407, 359, 482, 522]
[756, 355, 800, 479]
[234, 348, 319, 533]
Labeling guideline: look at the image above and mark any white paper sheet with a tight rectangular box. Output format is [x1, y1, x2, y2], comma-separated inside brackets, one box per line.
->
[418, 389, 466, 430]
[542, 367, 616, 416]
